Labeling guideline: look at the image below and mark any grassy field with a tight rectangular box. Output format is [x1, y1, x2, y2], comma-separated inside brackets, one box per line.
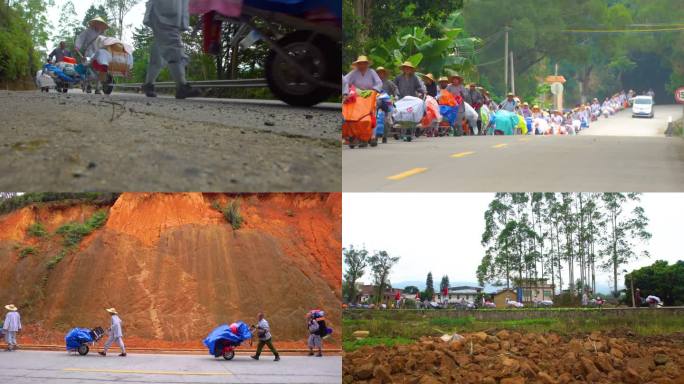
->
[342, 311, 684, 351]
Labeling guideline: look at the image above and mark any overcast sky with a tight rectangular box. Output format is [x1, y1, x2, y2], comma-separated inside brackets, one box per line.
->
[47, 0, 146, 44]
[343, 193, 683, 292]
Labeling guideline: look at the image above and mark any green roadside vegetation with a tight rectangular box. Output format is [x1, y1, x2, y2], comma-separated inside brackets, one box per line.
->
[343, 312, 684, 351]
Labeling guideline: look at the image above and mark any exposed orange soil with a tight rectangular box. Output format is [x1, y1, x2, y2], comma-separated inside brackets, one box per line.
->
[0, 193, 341, 349]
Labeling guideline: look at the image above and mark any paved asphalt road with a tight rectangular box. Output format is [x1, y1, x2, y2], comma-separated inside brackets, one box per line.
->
[0, 91, 340, 191]
[0, 351, 341, 384]
[343, 104, 684, 192]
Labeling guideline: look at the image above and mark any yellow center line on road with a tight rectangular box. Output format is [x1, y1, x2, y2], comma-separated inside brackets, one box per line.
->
[387, 167, 428, 181]
[63, 368, 232, 376]
[450, 151, 475, 158]
[518, 138, 531, 142]
[492, 143, 509, 149]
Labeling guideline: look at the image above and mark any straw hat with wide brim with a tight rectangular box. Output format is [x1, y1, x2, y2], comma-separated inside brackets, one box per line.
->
[89, 17, 109, 29]
[353, 55, 371, 65]
[5, 304, 17, 311]
[438, 76, 449, 82]
[449, 72, 463, 80]
[105, 307, 118, 315]
[399, 61, 416, 70]
[376, 66, 388, 74]
[421, 73, 435, 82]
[506, 92, 515, 97]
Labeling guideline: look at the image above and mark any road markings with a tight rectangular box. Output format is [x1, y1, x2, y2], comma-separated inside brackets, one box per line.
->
[450, 151, 475, 158]
[492, 143, 509, 149]
[63, 368, 232, 376]
[387, 167, 428, 181]
[518, 138, 530, 142]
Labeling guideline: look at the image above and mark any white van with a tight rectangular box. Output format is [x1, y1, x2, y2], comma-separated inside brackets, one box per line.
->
[632, 95, 654, 118]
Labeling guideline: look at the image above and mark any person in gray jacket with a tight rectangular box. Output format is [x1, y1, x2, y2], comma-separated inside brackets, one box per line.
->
[142, 0, 200, 99]
[394, 62, 425, 99]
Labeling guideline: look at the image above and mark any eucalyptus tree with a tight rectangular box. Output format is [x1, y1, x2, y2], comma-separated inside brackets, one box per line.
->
[600, 193, 651, 296]
[368, 250, 400, 305]
[342, 245, 369, 304]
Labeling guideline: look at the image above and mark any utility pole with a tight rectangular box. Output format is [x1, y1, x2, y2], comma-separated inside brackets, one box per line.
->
[510, 51, 515, 95]
[504, 26, 510, 93]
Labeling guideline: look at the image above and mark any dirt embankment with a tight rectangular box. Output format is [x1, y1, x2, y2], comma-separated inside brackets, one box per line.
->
[0, 193, 341, 349]
[343, 330, 684, 384]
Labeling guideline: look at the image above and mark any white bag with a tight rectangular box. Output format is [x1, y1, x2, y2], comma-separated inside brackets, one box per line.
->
[393, 96, 425, 123]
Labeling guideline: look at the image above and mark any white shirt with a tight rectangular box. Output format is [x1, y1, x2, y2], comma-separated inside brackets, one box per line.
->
[110, 315, 123, 338]
[3, 312, 21, 332]
[144, 0, 190, 30]
[257, 318, 271, 341]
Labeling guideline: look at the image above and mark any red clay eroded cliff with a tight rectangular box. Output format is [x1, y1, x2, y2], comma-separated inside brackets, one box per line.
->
[0, 193, 341, 348]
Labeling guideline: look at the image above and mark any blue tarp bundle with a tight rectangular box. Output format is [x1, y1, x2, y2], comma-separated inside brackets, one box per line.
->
[65, 328, 94, 350]
[203, 322, 252, 355]
[244, 0, 341, 19]
[43, 64, 78, 83]
[440, 105, 458, 127]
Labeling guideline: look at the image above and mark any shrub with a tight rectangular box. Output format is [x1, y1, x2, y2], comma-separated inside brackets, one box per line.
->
[212, 200, 243, 230]
[56, 210, 108, 246]
[46, 250, 66, 269]
[19, 246, 36, 258]
[27, 222, 47, 237]
[226, 200, 243, 230]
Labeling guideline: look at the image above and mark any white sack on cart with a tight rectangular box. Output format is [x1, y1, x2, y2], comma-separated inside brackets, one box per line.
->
[393, 96, 425, 123]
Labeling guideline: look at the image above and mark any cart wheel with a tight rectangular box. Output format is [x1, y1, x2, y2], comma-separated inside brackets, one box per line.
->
[265, 31, 340, 107]
[103, 75, 114, 95]
[393, 134, 400, 140]
[78, 344, 89, 356]
[406, 136, 413, 142]
[369, 138, 378, 147]
[223, 350, 235, 360]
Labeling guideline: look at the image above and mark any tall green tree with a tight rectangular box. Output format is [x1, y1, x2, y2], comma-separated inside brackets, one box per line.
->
[342, 245, 369, 304]
[102, 0, 141, 40]
[601, 193, 651, 297]
[439, 275, 450, 292]
[424, 272, 434, 300]
[52, 0, 80, 48]
[368, 250, 399, 305]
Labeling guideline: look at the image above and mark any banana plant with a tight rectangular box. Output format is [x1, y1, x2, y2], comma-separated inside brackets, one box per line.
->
[367, 11, 479, 78]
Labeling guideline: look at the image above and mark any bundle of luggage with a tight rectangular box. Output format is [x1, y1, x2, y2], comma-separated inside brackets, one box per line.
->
[309, 309, 333, 338]
[203, 322, 253, 357]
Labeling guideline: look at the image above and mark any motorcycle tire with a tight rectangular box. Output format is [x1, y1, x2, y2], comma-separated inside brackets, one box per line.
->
[265, 31, 340, 107]
[223, 350, 235, 360]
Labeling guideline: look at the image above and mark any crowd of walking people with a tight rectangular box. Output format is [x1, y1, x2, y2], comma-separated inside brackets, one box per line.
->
[341, 55, 643, 147]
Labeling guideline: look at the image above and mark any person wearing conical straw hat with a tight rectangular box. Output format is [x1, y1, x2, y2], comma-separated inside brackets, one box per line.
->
[394, 61, 425, 99]
[437, 76, 449, 90]
[375, 67, 398, 98]
[99, 308, 126, 357]
[500, 92, 518, 112]
[421, 73, 437, 98]
[75, 16, 110, 94]
[142, 0, 201, 99]
[342, 55, 382, 102]
[3, 304, 21, 351]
